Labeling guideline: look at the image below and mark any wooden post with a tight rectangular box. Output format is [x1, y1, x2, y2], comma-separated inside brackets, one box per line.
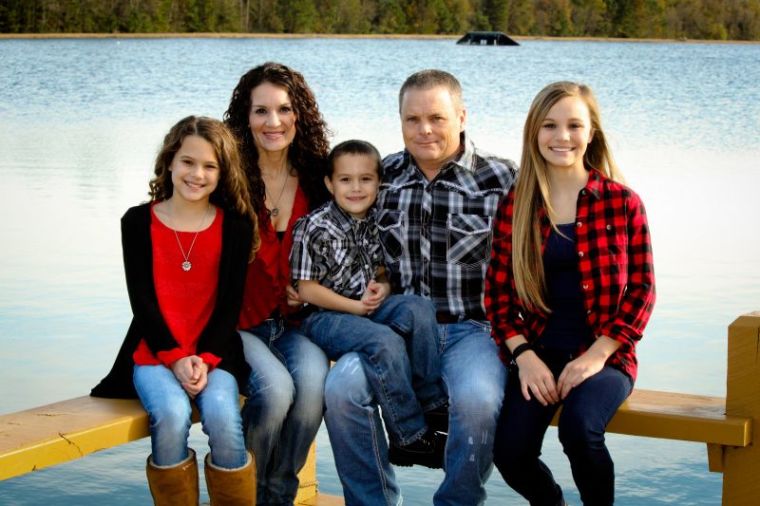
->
[722, 311, 760, 505]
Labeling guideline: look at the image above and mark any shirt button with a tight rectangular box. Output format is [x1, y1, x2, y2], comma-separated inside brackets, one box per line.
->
[580, 190, 586, 195]
[576, 221, 582, 228]
[583, 284, 589, 290]
[606, 224, 612, 230]
[578, 251, 585, 257]
[587, 309, 592, 314]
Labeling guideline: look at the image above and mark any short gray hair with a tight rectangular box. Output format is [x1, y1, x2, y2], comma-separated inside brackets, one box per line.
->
[398, 69, 463, 113]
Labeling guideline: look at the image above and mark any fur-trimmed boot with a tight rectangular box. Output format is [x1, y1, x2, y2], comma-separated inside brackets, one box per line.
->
[145, 448, 199, 506]
[204, 451, 256, 505]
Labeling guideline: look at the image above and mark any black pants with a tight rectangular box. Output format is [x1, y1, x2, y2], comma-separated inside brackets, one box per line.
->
[494, 348, 633, 506]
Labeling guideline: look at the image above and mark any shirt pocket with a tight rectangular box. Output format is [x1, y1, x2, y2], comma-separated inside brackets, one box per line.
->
[446, 213, 493, 268]
[376, 210, 406, 262]
[600, 222, 628, 279]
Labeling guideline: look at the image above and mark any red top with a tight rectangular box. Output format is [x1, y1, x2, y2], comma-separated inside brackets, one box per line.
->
[238, 186, 310, 329]
[133, 205, 223, 368]
[485, 169, 655, 381]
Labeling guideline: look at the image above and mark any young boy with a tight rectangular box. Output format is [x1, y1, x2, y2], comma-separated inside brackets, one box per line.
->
[291, 139, 447, 468]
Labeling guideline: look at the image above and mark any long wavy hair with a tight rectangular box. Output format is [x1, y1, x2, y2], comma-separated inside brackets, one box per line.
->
[223, 62, 331, 219]
[513, 81, 622, 312]
[148, 115, 260, 258]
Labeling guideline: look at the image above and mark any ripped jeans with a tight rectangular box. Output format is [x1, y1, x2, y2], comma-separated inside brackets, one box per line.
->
[324, 319, 507, 506]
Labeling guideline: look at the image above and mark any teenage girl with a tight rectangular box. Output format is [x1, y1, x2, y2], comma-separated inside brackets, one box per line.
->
[485, 82, 655, 506]
[92, 116, 259, 505]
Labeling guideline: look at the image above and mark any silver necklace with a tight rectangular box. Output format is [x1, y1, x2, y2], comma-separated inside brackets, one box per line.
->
[170, 204, 211, 272]
[264, 168, 289, 217]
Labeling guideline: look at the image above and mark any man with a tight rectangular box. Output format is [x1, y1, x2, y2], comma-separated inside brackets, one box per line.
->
[323, 69, 518, 505]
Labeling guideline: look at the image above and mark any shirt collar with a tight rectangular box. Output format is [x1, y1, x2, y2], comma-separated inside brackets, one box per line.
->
[326, 200, 374, 233]
[584, 168, 605, 200]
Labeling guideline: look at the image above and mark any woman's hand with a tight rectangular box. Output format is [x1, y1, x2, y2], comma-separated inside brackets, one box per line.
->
[516, 351, 560, 406]
[285, 285, 304, 307]
[556, 335, 621, 399]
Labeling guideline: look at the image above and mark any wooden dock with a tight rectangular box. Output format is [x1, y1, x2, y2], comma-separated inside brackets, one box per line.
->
[2, 312, 759, 504]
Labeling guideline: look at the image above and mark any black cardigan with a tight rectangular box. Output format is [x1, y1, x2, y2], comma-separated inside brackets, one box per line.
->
[91, 203, 253, 399]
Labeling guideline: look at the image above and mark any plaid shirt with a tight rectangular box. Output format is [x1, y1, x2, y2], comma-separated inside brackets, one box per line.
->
[484, 169, 655, 380]
[290, 200, 384, 300]
[377, 133, 518, 317]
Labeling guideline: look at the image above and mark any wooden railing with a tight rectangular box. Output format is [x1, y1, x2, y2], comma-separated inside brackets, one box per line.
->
[1, 312, 759, 504]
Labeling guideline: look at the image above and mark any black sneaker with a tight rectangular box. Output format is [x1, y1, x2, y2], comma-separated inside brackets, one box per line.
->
[424, 402, 449, 434]
[388, 429, 446, 469]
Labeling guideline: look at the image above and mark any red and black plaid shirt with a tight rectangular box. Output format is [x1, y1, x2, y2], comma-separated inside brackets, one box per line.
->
[485, 169, 655, 380]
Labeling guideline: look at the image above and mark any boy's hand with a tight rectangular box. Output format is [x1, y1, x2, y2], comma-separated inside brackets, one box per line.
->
[363, 280, 389, 305]
[360, 280, 389, 315]
[285, 285, 304, 307]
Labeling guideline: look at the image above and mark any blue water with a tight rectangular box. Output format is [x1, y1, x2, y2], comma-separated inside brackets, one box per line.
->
[1, 37, 759, 505]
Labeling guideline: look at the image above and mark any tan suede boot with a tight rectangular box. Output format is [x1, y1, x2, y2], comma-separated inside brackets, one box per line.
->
[145, 449, 199, 506]
[204, 451, 256, 505]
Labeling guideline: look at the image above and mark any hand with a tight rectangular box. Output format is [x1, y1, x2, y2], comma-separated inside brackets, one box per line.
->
[172, 356, 208, 398]
[285, 285, 303, 307]
[359, 281, 388, 315]
[516, 351, 560, 406]
[556, 352, 605, 400]
[363, 280, 389, 306]
[182, 362, 208, 398]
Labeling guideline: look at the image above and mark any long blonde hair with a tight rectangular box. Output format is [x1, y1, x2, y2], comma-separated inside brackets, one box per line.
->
[149, 115, 260, 259]
[512, 82, 622, 312]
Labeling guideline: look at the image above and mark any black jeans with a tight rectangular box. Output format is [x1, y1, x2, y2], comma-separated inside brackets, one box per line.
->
[494, 348, 633, 506]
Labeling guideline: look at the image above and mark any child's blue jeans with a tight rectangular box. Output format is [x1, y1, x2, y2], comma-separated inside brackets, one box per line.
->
[303, 294, 445, 445]
[133, 364, 247, 469]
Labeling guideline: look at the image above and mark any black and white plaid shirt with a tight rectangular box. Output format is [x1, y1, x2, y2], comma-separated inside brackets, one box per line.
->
[290, 200, 384, 300]
[377, 132, 518, 318]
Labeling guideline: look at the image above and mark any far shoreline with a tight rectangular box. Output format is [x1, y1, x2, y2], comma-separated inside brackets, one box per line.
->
[0, 32, 758, 45]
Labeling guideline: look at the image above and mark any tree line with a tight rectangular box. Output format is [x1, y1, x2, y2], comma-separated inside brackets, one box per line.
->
[2, 0, 759, 41]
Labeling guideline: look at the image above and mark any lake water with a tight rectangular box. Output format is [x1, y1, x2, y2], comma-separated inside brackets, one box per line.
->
[1, 37, 759, 505]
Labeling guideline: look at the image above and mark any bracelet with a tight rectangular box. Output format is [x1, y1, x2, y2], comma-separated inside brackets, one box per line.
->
[510, 342, 532, 362]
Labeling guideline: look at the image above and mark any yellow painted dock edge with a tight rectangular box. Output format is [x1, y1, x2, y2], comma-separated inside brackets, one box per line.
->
[2, 311, 759, 505]
[0, 395, 337, 503]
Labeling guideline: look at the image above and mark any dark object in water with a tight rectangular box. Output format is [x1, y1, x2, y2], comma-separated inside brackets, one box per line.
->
[456, 31, 519, 46]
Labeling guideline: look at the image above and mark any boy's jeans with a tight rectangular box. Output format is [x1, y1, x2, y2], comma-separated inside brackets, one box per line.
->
[323, 319, 507, 506]
[303, 294, 445, 445]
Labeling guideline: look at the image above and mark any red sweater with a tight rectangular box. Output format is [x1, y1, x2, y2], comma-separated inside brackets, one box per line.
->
[238, 186, 309, 329]
[133, 205, 223, 368]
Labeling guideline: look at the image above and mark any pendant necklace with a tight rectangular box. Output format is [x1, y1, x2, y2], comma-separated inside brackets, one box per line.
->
[264, 167, 289, 217]
[171, 203, 211, 272]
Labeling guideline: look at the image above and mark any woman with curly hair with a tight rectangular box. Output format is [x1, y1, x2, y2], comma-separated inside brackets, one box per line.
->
[224, 62, 330, 504]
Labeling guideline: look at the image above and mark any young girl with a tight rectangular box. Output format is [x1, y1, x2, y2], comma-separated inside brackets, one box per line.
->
[485, 82, 655, 505]
[91, 116, 259, 505]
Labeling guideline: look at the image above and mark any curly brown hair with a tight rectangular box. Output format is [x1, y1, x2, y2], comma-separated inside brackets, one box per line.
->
[149, 115, 260, 258]
[223, 62, 331, 218]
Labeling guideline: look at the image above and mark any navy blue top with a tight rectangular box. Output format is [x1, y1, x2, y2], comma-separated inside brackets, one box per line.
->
[539, 223, 593, 352]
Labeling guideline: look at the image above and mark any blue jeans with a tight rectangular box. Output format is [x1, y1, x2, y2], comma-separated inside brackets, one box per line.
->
[304, 294, 445, 446]
[240, 320, 328, 505]
[323, 319, 506, 506]
[133, 364, 247, 469]
[494, 348, 633, 506]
